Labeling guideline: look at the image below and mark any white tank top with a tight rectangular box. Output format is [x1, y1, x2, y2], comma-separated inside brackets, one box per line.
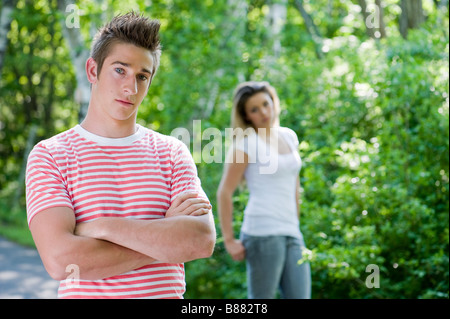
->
[234, 127, 302, 238]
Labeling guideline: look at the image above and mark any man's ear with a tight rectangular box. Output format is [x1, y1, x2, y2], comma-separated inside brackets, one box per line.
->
[86, 57, 98, 84]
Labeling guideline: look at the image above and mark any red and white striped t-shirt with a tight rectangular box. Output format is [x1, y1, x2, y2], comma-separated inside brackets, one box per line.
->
[25, 124, 208, 299]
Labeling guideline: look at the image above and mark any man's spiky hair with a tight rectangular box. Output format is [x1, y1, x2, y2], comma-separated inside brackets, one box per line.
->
[90, 11, 161, 78]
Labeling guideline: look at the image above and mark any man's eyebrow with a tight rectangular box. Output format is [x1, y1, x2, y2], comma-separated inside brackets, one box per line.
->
[111, 61, 152, 74]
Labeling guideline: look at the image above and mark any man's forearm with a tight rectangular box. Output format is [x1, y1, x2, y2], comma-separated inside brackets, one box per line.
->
[78, 213, 216, 263]
[56, 235, 156, 281]
[29, 207, 155, 282]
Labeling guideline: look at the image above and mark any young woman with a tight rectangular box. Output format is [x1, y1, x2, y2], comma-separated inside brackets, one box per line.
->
[217, 81, 311, 299]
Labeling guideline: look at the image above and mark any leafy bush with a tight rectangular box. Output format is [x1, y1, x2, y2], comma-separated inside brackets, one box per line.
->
[186, 27, 449, 299]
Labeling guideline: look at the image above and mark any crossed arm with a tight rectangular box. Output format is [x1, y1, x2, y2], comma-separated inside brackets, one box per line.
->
[29, 192, 216, 281]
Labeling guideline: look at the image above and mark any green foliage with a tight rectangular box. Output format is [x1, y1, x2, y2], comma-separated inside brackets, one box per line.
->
[278, 24, 449, 298]
[0, 0, 448, 299]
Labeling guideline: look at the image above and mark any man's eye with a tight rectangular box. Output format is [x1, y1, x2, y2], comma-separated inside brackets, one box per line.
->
[115, 68, 124, 74]
[138, 74, 148, 81]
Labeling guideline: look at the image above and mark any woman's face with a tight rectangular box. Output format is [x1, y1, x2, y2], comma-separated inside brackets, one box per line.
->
[244, 91, 275, 130]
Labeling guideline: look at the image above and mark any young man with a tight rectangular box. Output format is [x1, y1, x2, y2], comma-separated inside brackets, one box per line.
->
[25, 12, 216, 299]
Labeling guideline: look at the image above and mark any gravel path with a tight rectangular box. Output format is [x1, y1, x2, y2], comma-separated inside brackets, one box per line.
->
[0, 236, 58, 298]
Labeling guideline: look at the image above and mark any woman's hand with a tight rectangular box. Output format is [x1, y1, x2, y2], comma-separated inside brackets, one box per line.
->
[225, 238, 246, 261]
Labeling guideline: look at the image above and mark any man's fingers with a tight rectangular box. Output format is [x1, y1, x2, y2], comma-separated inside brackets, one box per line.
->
[185, 204, 211, 216]
[177, 197, 210, 213]
[173, 192, 198, 207]
[181, 200, 211, 215]
[189, 208, 211, 216]
[166, 192, 211, 217]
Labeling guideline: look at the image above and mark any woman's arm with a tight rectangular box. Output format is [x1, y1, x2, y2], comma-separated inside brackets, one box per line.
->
[217, 149, 249, 261]
[296, 176, 301, 219]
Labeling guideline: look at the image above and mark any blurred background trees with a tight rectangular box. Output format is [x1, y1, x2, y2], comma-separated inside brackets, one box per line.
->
[0, 0, 448, 298]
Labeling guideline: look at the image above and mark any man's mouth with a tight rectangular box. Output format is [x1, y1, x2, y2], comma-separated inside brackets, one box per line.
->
[116, 99, 134, 106]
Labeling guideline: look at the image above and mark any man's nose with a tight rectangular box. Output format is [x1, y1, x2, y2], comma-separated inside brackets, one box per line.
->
[123, 76, 138, 95]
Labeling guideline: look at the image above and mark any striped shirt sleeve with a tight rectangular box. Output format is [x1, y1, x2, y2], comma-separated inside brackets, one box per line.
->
[169, 139, 209, 203]
[25, 144, 73, 225]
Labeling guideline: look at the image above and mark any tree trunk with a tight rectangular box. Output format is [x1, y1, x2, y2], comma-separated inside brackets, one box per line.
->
[294, 0, 324, 59]
[437, 0, 449, 9]
[56, 0, 91, 121]
[400, 0, 424, 39]
[358, 0, 375, 38]
[267, 0, 287, 59]
[256, 0, 288, 80]
[0, 0, 16, 75]
[200, 0, 248, 119]
[358, 0, 387, 39]
[12, 123, 38, 210]
[375, 0, 387, 38]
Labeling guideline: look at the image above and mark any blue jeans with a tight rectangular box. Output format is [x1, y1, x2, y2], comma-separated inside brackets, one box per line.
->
[241, 233, 311, 299]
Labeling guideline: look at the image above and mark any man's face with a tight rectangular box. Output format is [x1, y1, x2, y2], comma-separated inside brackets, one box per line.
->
[89, 42, 154, 124]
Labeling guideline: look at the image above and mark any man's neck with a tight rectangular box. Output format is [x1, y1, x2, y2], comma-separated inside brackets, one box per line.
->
[80, 115, 137, 139]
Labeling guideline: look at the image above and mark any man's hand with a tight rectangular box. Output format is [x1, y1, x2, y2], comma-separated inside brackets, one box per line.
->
[75, 192, 211, 238]
[73, 191, 215, 263]
[165, 192, 212, 218]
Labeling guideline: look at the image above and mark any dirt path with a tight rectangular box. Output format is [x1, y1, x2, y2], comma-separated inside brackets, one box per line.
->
[0, 236, 58, 298]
